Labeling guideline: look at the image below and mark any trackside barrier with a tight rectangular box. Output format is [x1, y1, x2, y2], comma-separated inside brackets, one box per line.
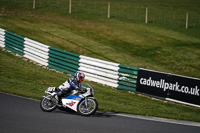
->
[2, 30, 24, 56]
[0, 29, 5, 48]
[0, 28, 138, 92]
[1, 28, 199, 107]
[24, 38, 50, 66]
[48, 47, 80, 75]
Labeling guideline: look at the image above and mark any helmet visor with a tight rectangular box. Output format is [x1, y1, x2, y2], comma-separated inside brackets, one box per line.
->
[79, 75, 84, 81]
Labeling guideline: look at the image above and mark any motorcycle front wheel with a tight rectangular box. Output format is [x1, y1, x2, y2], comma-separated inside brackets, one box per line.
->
[77, 98, 98, 116]
[40, 95, 57, 112]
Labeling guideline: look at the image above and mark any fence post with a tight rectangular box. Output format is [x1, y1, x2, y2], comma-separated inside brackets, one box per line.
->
[186, 12, 188, 29]
[69, 0, 72, 14]
[108, 2, 110, 18]
[33, 0, 35, 9]
[145, 7, 148, 24]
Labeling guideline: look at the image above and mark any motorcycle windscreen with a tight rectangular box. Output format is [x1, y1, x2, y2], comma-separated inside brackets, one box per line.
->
[62, 95, 83, 112]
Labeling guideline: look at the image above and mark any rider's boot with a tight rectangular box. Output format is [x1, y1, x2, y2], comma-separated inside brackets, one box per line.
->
[56, 91, 63, 106]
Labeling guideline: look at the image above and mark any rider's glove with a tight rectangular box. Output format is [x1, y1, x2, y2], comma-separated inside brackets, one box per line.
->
[76, 87, 84, 92]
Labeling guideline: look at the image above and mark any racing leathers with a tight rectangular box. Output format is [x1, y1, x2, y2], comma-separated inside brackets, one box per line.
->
[57, 76, 81, 103]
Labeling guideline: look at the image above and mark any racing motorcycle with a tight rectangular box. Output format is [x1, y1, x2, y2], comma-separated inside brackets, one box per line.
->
[40, 83, 98, 116]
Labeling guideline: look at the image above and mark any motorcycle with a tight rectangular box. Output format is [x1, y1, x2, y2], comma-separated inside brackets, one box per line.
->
[40, 83, 98, 116]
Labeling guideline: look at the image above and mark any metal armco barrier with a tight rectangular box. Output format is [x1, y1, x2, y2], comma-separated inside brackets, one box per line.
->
[1, 28, 199, 107]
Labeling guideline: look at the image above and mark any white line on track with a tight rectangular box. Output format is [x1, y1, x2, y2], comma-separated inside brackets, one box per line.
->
[107, 113, 200, 127]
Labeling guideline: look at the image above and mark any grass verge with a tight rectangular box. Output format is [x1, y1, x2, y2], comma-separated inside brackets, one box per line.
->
[0, 48, 200, 122]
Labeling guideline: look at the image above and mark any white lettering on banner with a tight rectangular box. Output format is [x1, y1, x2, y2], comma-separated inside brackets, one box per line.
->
[140, 77, 199, 96]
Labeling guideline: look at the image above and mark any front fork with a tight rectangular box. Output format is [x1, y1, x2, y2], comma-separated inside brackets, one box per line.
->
[85, 97, 88, 108]
[43, 93, 58, 105]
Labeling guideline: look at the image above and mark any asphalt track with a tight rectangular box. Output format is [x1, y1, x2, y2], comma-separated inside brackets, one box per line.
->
[0, 92, 200, 133]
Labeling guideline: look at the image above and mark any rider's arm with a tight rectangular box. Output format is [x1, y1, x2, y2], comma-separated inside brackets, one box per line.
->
[68, 77, 79, 90]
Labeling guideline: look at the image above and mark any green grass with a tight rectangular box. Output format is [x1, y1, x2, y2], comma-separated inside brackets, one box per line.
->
[0, 0, 200, 78]
[0, 0, 200, 121]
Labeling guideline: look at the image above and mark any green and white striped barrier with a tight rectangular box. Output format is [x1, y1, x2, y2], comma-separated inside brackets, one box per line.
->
[1, 28, 200, 108]
[0, 28, 138, 92]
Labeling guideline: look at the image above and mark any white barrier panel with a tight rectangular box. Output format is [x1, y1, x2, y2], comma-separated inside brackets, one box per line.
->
[24, 38, 49, 48]
[24, 47, 49, 60]
[24, 38, 49, 52]
[24, 37, 49, 66]
[0, 30, 5, 48]
[0, 35, 5, 41]
[0, 41, 5, 48]
[80, 55, 120, 71]
[0, 28, 5, 32]
[24, 41, 49, 52]
[24, 51, 48, 66]
[79, 55, 121, 87]
[79, 66, 119, 80]
[85, 74, 118, 88]
[80, 55, 119, 66]
[24, 51, 48, 63]
[0, 31, 5, 36]
[83, 71, 118, 85]
[79, 58, 119, 71]
[24, 45, 49, 56]
[79, 63, 118, 75]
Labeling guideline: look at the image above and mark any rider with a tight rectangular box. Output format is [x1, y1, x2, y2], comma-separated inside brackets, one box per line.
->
[56, 71, 85, 105]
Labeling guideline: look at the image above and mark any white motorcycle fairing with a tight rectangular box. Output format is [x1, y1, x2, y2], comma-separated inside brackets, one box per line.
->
[62, 95, 83, 112]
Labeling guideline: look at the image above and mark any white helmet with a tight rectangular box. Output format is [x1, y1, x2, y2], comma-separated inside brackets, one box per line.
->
[75, 71, 85, 82]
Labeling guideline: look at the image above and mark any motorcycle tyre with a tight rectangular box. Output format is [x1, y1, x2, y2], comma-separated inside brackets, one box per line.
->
[77, 98, 98, 116]
[40, 97, 58, 112]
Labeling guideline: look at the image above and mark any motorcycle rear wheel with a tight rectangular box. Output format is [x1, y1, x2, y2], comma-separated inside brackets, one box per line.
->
[77, 98, 98, 116]
[40, 96, 57, 112]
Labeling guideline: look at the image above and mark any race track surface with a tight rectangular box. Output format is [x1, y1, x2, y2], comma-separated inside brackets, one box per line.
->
[0, 92, 199, 133]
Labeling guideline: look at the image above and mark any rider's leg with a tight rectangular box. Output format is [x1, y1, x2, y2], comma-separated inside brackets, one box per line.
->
[57, 82, 71, 104]
[57, 88, 71, 104]
[57, 91, 63, 103]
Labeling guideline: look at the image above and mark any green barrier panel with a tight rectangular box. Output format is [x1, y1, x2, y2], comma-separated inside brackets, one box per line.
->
[118, 81, 136, 88]
[5, 40, 24, 50]
[119, 64, 139, 71]
[49, 47, 80, 61]
[48, 46, 80, 75]
[4, 43, 24, 56]
[48, 64, 75, 75]
[118, 75, 137, 83]
[4, 44, 24, 56]
[117, 64, 139, 92]
[4, 30, 24, 56]
[118, 72, 137, 79]
[48, 62, 77, 75]
[5, 31, 24, 40]
[48, 57, 79, 70]
[118, 66, 138, 75]
[5, 33, 24, 43]
[49, 54, 79, 66]
[117, 85, 136, 92]
[5, 37, 24, 47]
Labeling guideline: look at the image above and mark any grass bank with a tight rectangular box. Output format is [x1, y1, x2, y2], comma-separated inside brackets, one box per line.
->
[0, 0, 200, 78]
[1, 48, 200, 122]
